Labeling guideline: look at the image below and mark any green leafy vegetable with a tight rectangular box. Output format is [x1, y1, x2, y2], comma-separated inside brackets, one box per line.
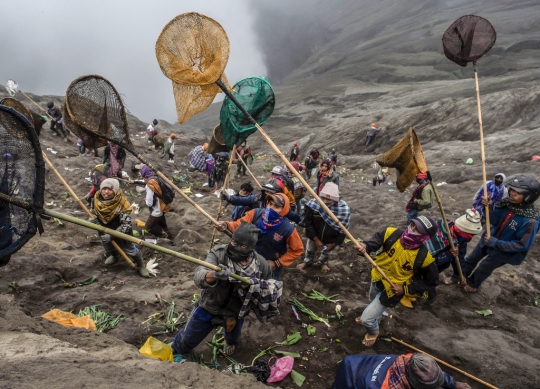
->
[475, 309, 493, 317]
[274, 350, 301, 358]
[291, 370, 306, 387]
[307, 324, 316, 336]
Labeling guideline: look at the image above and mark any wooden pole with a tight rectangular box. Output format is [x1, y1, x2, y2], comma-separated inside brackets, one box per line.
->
[215, 78, 396, 288]
[42, 152, 135, 267]
[235, 149, 262, 188]
[429, 182, 465, 284]
[19, 90, 53, 119]
[0, 192, 249, 284]
[473, 62, 491, 237]
[391, 337, 499, 389]
[209, 145, 236, 249]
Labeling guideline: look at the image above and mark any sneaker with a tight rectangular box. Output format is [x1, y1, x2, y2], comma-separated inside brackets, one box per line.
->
[167, 160, 174, 163]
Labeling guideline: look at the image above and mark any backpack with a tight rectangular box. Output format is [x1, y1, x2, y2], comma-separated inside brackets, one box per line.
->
[382, 229, 428, 271]
[150, 176, 175, 205]
[280, 175, 295, 194]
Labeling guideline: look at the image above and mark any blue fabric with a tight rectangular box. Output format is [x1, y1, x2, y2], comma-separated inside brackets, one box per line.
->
[472, 179, 505, 216]
[305, 199, 351, 234]
[333, 354, 400, 389]
[171, 306, 244, 355]
[257, 208, 284, 234]
[480, 207, 539, 265]
[333, 354, 457, 389]
[251, 208, 295, 263]
[463, 244, 507, 289]
[228, 193, 302, 223]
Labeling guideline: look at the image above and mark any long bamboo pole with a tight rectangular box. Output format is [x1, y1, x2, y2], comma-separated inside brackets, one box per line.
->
[215, 79, 396, 288]
[235, 149, 262, 188]
[42, 152, 135, 268]
[0, 192, 249, 284]
[473, 62, 491, 237]
[429, 182, 465, 283]
[210, 145, 236, 249]
[391, 337, 499, 389]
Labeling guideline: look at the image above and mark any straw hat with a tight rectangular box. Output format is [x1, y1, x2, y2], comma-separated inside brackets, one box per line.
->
[455, 209, 483, 234]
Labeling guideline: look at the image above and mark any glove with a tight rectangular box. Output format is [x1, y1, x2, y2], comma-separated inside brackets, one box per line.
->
[221, 191, 231, 202]
[214, 267, 231, 281]
[101, 234, 112, 243]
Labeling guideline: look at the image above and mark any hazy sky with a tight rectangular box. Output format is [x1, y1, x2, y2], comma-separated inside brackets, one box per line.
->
[1, 0, 267, 125]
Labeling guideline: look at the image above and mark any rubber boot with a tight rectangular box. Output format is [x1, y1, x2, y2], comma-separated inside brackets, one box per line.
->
[133, 251, 150, 278]
[399, 295, 414, 309]
[104, 254, 119, 265]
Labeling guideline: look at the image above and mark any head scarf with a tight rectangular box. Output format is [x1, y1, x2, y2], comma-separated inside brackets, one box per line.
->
[258, 194, 289, 234]
[140, 165, 153, 179]
[93, 188, 131, 225]
[400, 225, 431, 249]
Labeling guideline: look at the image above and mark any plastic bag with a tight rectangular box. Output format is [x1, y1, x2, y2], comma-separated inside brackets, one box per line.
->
[42, 309, 96, 331]
[139, 336, 174, 362]
[267, 356, 294, 383]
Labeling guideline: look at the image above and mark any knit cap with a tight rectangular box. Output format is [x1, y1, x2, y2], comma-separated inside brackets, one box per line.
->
[100, 178, 119, 194]
[320, 182, 339, 202]
[407, 353, 444, 389]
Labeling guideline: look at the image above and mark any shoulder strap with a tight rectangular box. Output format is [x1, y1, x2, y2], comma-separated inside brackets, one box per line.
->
[413, 245, 429, 271]
[383, 229, 403, 253]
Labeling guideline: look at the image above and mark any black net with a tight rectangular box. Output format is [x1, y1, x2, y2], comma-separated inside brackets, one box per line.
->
[65, 75, 130, 147]
[0, 97, 45, 136]
[442, 15, 496, 67]
[62, 103, 107, 149]
[219, 76, 275, 150]
[0, 105, 45, 266]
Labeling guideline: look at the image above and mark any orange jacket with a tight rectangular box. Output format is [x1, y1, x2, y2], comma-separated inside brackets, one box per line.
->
[224, 193, 304, 268]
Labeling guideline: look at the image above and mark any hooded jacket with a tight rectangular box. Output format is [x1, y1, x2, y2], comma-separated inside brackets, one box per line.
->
[225, 193, 304, 268]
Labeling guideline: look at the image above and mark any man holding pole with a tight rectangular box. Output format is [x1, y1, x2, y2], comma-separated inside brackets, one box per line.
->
[171, 221, 276, 357]
[354, 216, 439, 346]
[462, 174, 540, 292]
[46, 102, 68, 141]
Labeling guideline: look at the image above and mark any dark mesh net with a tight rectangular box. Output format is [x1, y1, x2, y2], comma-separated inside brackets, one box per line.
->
[219, 77, 275, 150]
[65, 75, 130, 147]
[62, 103, 107, 149]
[0, 105, 45, 266]
[0, 97, 45, 136]
[442, 15, 496, 67]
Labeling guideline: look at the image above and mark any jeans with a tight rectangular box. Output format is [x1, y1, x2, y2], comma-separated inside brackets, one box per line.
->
[365, 135, 375, 146]
[168, 153, 174, 161]
[462, 243, 507, 289]
[50, 120, 66, 137]
[406, 209, 419, 223]
[171, 306, 244, 355]
[101, 237, 139, 257]
[360, 283, 387, 335]
[237, 160, 246, 175]
[303, 238, 331, 265]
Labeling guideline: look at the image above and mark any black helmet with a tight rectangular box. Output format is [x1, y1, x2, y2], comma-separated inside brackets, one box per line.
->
[261, 178, 284, 194]
[153, 119, 158, 125]
[507, 175, 540, 204]
[47, 102, 54, 109]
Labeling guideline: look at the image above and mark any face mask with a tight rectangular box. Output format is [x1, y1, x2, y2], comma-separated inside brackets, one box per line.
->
[494, 179, 503, 186]
[226, 243, 252, 263]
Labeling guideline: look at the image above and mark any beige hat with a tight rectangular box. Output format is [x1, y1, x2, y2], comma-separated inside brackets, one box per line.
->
[455, 208, 483, 234]
[320, 182, 340, 202]
[100, 178, 120, 194]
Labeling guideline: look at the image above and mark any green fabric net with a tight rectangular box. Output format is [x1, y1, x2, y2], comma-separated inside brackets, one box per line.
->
[219, 76, 275, 150]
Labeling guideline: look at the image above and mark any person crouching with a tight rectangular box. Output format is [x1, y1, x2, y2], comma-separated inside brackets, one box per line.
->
[90, 178, 149, 277]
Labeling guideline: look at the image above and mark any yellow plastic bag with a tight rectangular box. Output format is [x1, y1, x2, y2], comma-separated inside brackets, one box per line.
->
[139, 336, 174, 362]
[42, 309, 97, 331]
[135, 219, 146, 227]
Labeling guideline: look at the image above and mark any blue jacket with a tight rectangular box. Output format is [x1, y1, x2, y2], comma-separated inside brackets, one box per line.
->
[333, 354, 456, 389]
[251, 208, 295, 261]
[482, 207, 540, 265]
[227, 193, 302, 223]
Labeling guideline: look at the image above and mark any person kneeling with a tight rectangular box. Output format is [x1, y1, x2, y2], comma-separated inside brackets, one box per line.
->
[90, 178, 149, 277]
[354, 216, 439, 346]
[171, 222, 280, 357]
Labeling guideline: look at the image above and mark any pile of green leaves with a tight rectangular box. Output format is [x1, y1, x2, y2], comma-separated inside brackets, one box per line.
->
[289, 298, 330, 327]
[301, 289, 339, 303]
[77, 305, 123, 332]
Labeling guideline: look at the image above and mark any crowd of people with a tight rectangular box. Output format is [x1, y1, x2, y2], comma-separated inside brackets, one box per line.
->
[48, 110, 538, 388]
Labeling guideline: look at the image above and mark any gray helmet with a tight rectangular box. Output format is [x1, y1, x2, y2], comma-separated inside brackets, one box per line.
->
[507, 175, 540, 204]
[271, 166, 286, 176]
